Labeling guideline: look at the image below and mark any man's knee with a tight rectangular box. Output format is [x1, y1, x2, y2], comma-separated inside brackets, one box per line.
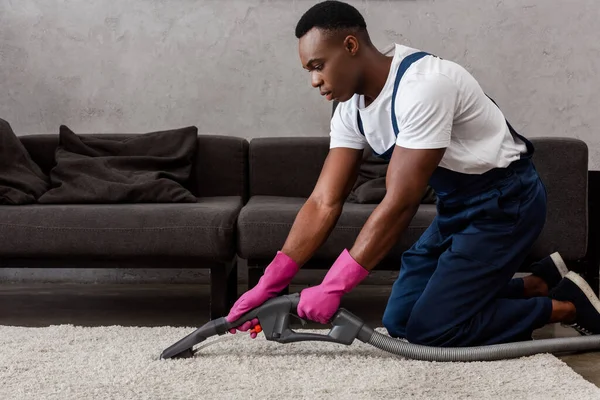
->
[405, 313, 439, 345]
[382, 305, 409, 339]
[405, 308, 462, 346]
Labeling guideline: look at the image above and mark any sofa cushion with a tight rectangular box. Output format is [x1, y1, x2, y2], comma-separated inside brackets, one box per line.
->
[19, 134, 250, 201]
[38, 125, 198, 204]
[237, 196, 436, 261]
[0, 119, 49, 204]
[0, 196, 242, 261]
[189, 135, 249, 200]
[347, 146, 437, 205]
[249, 137, 330, 198]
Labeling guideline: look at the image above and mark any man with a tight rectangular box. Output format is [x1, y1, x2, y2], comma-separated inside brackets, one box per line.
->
[227, 0, 600, 346]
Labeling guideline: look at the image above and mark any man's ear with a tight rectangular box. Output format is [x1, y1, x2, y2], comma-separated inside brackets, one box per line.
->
[343, 35, 359, 56]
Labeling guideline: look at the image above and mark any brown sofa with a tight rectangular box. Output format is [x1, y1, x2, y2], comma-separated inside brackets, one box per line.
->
[238, 136, 590, 291]
[0, 129, 592, 319]
[0, 133, 248, 318]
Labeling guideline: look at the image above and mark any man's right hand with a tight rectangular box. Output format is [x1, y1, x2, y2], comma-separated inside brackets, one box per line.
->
[226, 251, 299, 337]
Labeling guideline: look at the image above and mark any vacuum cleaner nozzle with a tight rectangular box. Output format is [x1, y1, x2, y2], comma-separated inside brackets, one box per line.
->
[160, 293, 370, 359]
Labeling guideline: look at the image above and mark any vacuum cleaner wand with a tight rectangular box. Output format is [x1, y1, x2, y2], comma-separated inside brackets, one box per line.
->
[160, 293, 600, 362]
[160, 293, 368, 360]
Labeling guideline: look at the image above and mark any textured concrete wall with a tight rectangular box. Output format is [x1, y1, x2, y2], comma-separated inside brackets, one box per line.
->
[1, 0, 598, 284]
[1, 0, 599, 166]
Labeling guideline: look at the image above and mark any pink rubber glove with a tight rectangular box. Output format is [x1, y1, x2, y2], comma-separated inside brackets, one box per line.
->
[226, 251, 299, 337]
[297, 249, 369, 325]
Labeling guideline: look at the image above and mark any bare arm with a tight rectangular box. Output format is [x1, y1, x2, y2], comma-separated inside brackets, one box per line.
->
[280, 147, 363, 266]
[349, 145, 446, 270]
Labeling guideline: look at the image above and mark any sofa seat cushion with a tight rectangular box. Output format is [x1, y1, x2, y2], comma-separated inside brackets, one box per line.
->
[0, 196, 242, 261]
[237, 196, 437, 261]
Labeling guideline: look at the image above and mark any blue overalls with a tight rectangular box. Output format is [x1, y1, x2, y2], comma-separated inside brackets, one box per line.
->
[359, 52, 553, 346]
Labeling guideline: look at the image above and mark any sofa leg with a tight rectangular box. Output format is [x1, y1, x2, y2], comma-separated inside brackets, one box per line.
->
[210, 258, 238, 319]
[227, 258, 238, 308]
[247, 264, 264, 291]
[279, 286, 290, 296]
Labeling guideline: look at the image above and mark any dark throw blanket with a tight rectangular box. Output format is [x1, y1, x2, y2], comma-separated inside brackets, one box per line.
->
[347, 146, 437, 205]
[0, 118, 50, 205]
[38, 125, 199, 204]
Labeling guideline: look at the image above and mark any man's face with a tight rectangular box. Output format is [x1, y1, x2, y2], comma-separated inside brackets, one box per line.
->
[299, 28, 361, 103]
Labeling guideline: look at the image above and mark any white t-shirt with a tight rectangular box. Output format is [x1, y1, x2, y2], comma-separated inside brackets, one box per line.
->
[330, 44, 527, 174]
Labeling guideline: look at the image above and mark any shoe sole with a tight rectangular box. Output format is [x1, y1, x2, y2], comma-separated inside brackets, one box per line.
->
[565, 271, 600, 315]
[560, 272, 600, 335]
[550, 252, 569, 278]
[561, 271, 600, 336]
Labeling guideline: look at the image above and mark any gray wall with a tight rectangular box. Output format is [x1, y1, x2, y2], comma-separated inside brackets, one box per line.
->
[2, 0, 599, 167]
[1, 0, 598, 284]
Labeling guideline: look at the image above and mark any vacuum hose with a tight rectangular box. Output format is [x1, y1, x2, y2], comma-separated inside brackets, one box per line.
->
[160, 293, 600, 361]
[365, 329, 600, 362]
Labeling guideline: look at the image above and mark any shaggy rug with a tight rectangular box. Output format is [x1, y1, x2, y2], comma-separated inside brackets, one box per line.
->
[1, 325, 599, 399]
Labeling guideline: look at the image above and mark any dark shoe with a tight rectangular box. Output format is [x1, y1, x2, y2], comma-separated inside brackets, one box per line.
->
[530, 252, 569, 291]
[550, 271, 600, 335]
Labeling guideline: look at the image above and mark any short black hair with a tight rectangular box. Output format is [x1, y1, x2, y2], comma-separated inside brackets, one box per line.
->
[295, 1, 367, 39]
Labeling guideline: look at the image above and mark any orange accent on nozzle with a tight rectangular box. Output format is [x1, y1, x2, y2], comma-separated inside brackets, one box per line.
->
[250, 324, 262, 334]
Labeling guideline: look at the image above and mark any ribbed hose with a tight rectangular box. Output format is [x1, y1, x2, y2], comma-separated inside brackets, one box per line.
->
[366, 330, 600, 361]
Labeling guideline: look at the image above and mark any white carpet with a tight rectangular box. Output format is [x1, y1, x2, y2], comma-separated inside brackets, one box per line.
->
[1, 325, 599, 400]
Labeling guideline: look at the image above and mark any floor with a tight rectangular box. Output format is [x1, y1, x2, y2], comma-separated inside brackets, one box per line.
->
[2, 283, 600, 388]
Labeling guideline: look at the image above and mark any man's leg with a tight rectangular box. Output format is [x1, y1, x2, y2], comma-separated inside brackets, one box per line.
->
[405, 249, 553, 346]
[381, 220, 544, 337]
[382, 219, 449, 338]
[497, 277, 526, 299]
[405, 170, 552, 346]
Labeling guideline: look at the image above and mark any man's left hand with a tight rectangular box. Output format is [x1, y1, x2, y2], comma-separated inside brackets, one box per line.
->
[295, 248, 369, 324]
[297, 284, 342, 325]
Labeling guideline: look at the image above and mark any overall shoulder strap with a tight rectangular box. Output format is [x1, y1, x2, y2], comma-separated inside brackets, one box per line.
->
[390, 51, 432, 135]
[357, 51, 432, 137]
[486, 95, 535, 156]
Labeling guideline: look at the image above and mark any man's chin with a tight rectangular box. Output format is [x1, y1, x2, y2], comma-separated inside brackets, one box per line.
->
[332, 93, 351, 103]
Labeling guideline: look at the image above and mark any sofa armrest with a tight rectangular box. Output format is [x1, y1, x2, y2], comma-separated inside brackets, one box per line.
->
[530, 137, 588, 260]
[249, 137, 330, 198]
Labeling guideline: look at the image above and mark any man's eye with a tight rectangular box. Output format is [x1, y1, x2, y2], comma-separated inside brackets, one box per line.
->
[314, 64, 323, 71]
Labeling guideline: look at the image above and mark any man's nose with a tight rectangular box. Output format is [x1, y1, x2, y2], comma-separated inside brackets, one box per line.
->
[311, 72, 323, 89]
